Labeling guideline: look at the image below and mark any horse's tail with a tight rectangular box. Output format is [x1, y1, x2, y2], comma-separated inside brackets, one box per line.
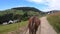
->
[31, 17, 35, 29]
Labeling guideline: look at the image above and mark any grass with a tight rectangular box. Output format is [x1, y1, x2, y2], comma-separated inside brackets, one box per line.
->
[47, 12, 60, 34]
[0, 21, 28, 34]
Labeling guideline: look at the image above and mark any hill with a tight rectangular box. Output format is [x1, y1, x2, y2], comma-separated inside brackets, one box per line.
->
[45, 10, 60, 14]
[0, 7, 42, 24]
[0, 7, 42, 15]
[12, 7, 41, 12]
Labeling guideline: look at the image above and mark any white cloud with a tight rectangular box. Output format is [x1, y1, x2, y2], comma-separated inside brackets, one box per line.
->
[26, 0, 60, 11]
[13, 5, 27, 7]
[27, 0, 43, 3]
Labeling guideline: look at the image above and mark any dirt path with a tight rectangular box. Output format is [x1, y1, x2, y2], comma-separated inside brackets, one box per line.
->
[25, 17, 57, 34]
[40, 17, 57, 34]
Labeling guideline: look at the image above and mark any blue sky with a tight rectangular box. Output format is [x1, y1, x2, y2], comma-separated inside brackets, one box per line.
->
[0, 0, 60, 11]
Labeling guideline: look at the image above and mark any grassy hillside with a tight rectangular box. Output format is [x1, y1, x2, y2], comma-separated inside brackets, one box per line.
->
[0, 7, 44, 34]
[0, 21, 28, 34]
[0, 7, 42, 16]
[0, 7, 42, 24]
[47, 12, 60, 34]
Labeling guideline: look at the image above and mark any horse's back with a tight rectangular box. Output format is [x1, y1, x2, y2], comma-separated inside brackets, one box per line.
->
[28, 16, 40, 28]
[34, 17, 40, 26]
[28, 16, 41, 34]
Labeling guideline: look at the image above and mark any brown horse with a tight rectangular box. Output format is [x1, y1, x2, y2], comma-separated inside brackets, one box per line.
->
[28, 16, 41, 34]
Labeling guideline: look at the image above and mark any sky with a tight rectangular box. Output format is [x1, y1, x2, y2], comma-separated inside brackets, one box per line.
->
[0, 0, 60, 12]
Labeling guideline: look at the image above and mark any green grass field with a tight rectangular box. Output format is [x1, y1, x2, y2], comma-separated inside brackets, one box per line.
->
[0, 21, 28, 34]
[47, 12, 60, 34]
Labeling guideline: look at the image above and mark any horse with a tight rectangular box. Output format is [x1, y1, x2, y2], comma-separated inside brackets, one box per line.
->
[28, 16, 41, 34]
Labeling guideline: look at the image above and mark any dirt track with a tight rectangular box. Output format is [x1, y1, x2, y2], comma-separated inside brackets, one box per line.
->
[25, 17, 57, 34]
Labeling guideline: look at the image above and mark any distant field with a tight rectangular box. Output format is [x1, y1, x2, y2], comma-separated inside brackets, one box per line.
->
[0, 21, 28, 34]
[47, 12, 60, 34]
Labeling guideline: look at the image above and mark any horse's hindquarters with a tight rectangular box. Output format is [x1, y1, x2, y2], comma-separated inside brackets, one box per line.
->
[28, 16, 41, 34]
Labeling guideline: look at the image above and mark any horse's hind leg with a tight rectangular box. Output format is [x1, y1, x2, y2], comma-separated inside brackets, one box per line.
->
[29, 30, 32, 34]
[33, 29, 36, 34]
[29, 30, 31, 34]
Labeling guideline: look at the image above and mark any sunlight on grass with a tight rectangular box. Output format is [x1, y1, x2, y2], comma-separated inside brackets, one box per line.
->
[47, 12, 60, 34]
[0, 21, 28, 34]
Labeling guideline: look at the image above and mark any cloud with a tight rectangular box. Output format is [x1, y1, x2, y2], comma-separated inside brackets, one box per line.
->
[27, 0, 50, 5]
[26, 0, 60, 11]
[27, 0, 43, 3]
[13, 5, 28, 7]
